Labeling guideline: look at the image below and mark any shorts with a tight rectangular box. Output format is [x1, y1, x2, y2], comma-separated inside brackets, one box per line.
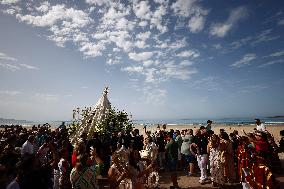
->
[184, 154, 196, 163]
[167, 159, 178, 172]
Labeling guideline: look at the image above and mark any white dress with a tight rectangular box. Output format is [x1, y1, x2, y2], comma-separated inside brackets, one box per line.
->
[209, 147, 225, 184]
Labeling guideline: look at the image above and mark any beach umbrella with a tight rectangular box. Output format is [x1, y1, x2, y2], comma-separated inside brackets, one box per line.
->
[70, 87, 111, 145]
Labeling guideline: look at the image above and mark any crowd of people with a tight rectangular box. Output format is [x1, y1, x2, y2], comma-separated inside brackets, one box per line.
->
[0, 119, 282, 189]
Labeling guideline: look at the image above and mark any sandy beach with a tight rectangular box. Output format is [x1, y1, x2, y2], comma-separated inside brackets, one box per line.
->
[135, 124, 284, 143]
[1, 123, 283, 188]
[134, 123, 284, 188]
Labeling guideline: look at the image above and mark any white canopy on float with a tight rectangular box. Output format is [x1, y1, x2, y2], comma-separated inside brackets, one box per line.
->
[70, 87, 111, 145]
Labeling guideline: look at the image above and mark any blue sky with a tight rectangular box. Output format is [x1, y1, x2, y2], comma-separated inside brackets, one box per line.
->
[0, 0, 283, 121]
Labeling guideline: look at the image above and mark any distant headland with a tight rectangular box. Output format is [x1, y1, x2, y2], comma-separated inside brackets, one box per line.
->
[266, 116, 284, 118]
[0, 118, 32, 124]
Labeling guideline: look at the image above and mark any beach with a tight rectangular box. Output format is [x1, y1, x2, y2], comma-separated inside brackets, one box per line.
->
[135, 123, 284, 188]
[135, 124, 284, 143]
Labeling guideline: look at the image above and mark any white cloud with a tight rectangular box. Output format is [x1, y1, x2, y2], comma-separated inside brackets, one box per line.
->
[19, 64, 39, 70]
[251, 29, 280, 45]
[128, 52, 154, 61]
[108, 31, 133, 52]
[171, 0, 208, 33]
[139, 20, 148, 27]
[79, 42, 105, 57]
[135, 40, 148, 49]
[133, 1, 151, 20]
[144, 68, 157, 83]
[168, 38, 187, 50]
[171, 0, 197, 17]
[1, 1, 201, 88]
[116, 17, 135, 31]
[16, 4, 92, 27]
[136, 31, 151, 40]
[0, 0, 19, 5]
[259, 60, 284, 67]
[212, 44, 222, 50]
[180, 60, 193, 66]
[210, 6, 248, 37]
[188, 15, 205, 33]
[210, 24, 232, 38]
[150, 4, 168, 33]
[0, 52, 17, 61]
[143, 60, 154, 67]
[0, 62, 39, 71]
[85, 0, 111, 6]
[35, 1, 50, 13]
[107, 58, 121, 65]
[122, 66, 144, 73]
[160, 62, 198, 80]
[231, 53, 256, 68]
[73, 32, 88, 43]
[176, 50, 200, 58]
[267, 50, 284, 57]
[0, 63, 20, 71]
[0, 90, 21, 96]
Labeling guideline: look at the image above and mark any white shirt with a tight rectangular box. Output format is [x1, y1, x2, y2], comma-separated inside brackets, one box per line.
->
[256, 123, 266, 131]
[21, 140, 34, 156]
[36, 145, 49, 163]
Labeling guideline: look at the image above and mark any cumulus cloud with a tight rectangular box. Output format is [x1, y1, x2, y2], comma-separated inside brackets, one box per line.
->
[1, 0, 201, 91]
[85, 0, 111, 6]
[188, 15, 206, 33]
[176, 50, 200, 58]
[0, 0, 19, 5]
[133, 1, 151, 20]
[79, 42, 105, 57]
[171, 0, 208, 33]
[171, 0, 198, 17]
[122, 66, 144, 73]
[16, 4, 92, 27]
[128, 52, 154, 61]
[210, 6, 248, 37]
[231, 53, 256, 68]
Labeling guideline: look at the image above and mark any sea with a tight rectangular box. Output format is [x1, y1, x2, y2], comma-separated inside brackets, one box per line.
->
[1, 117, 284, 128]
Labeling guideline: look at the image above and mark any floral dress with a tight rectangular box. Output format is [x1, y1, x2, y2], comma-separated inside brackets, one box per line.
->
[209, 147, 225, 184]
[70, 165, 99, 189]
